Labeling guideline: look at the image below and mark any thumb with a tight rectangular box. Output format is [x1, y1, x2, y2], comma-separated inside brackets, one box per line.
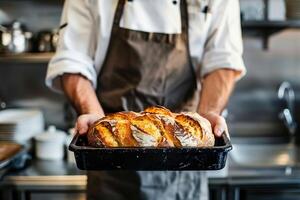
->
[76, 115, 100, 135]
[213, 118, 226, 137]
[214, 125, 224, 137]
[75, 116, 89, 135]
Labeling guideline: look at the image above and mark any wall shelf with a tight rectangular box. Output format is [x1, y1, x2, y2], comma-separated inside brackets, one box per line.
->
[241, 0, 300, 50]
[0, 53, 54, 63]
[242, 20, 300, 30]
[242, 20, 300, 49]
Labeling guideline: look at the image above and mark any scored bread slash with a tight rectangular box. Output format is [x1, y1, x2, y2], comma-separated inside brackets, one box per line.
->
[143, 106, 174, 117]
[106, 111, 139, 120]
[131, 125, 158, 147]
[175, 114, 203, 146]
[130, 115, 163, 147]
[114, 120, 138, 147]
[88, 111, 141, 147]
[154, 115, 181, 147]
[180, 112, 215, 147]
[145, 113, 177, 147]
[88, 121, 119, 147]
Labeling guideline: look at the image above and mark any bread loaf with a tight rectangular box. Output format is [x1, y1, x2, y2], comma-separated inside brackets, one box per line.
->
[87, 106, 215, 147]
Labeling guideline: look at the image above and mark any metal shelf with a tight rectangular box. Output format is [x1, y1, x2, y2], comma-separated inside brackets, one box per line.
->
[0, 53, 54, 63]
[242, 20, 300, 29]
[242, 20, 300, 50]
[241, 0, 300, 50]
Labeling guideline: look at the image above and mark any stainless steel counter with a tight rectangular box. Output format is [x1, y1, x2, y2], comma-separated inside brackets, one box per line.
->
[1, 160, 86, 189]
[2, 157, 300, 187]
[2, 155, 300, 200]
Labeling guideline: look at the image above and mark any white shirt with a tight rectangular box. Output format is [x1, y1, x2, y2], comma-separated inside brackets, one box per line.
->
[46, 0, 246, 92]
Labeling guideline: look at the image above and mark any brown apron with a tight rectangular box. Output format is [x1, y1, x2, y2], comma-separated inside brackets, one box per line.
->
[97, 0, 197, 113]
[88, 0, 208, 199]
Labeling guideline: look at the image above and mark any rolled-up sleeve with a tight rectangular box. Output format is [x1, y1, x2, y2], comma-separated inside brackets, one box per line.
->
[201, 0, 246, 80]
[45, 0, 97, 93]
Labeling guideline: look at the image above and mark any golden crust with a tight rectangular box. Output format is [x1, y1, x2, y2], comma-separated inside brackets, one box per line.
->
[155, 115, 182, 147]
[175, 114, 203, 140]
[87, 121, 119, 147]
[145, 114, 178, 147]
[130, 114, 163, 146]
[114, 120, 138, 147]
[180, 112, 215, 147]
[143, 106, 173, 117]
[87, 106, 215, 148]
[106, 111, 139, 121]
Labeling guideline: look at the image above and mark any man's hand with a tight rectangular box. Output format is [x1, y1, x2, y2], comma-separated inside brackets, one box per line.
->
[198, 69, 239, 137]
[61, 73, 105, 134]
[76, 114, 105, 135]
[200, 112, 228, 137]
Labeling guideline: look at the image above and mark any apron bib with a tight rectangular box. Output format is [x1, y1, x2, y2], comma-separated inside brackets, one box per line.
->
[88, 1, 207, 200]
[97, 0, 197, 112]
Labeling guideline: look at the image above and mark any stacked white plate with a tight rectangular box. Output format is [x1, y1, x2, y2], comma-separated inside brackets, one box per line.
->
[286, 0, 300, 19]
[0, 109, 44, 143]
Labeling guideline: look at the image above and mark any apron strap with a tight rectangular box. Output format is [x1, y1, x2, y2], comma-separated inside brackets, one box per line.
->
[113, 0, 126, 27]
[180, 0, 199, 81]
[180, 0, 188, 35]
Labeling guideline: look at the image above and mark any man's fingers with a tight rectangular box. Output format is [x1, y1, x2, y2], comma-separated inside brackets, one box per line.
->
[213, 116, 227, 137]
[76, 115, 90, 134]
[199, 112, 229, 138]
[214, 125, 224, 137]
[76, 114, 102, 135]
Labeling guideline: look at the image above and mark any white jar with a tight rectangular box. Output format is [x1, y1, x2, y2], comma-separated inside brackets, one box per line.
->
[35, 126, 66, 160]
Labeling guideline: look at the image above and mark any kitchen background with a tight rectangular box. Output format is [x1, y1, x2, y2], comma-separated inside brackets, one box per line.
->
[1, 0, 300, 200]
[0, 0, 299, 129]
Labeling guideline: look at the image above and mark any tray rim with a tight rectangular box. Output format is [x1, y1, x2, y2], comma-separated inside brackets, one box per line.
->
[69, 132, 232, 152]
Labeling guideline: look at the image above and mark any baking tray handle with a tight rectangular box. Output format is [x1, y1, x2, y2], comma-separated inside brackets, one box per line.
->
[69, 133, 80, 152]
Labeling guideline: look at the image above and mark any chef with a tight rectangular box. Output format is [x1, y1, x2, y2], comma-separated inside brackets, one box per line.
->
[46, 0, 246, 199]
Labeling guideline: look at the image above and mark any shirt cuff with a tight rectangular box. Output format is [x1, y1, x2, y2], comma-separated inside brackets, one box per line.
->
[45, 50, 97, 93]
[201, 50, 246, 81]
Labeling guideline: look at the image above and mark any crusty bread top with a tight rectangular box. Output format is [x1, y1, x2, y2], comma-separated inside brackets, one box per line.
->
[87, 106, 215, 148]
[180, 112, 215, 147]
[143, 106, 174, 117]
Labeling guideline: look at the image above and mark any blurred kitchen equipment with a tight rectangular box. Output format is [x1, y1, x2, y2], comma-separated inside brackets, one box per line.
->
[0, 24, 7, 32]
[0, 21, 33, 54]
[36, 29, 58, 52]
[240, 0, 265, 21]
[65, 128, 76, 163]
[51, 29, 59, 50]
[0, 109, 44, 144]
[36, 30, 53, 52]
[0, 142, 31, 180]
[285, 0, 300, 19]
[0, 10, 10, 25]
[278, 81, 297, 137]
[0, 141, 22, 165]
[34, 126, 66, 160]
[0, 97, 6, 111]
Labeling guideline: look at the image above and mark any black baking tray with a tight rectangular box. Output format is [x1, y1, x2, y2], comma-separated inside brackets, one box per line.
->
[69, 133, 232, 171]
